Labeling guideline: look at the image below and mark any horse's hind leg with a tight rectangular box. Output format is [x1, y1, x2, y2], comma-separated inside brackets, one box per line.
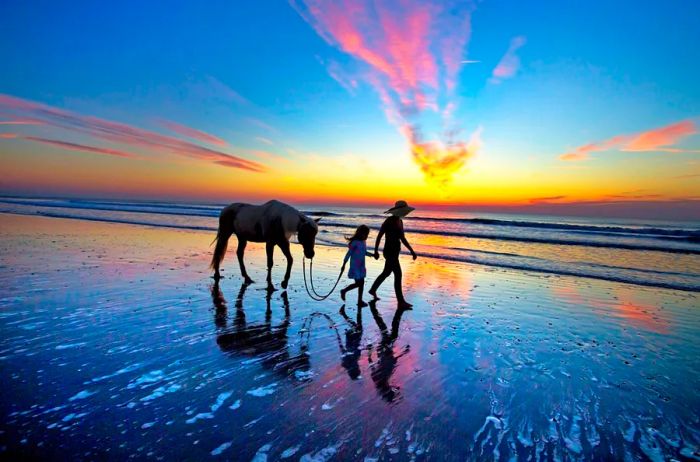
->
[265, 241, 276, 292]
[237, 238, 254, 284]
[279, 240, 293, 290]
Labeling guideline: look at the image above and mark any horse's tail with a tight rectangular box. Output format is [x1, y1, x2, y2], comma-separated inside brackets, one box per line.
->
[210, 205, 238, 272]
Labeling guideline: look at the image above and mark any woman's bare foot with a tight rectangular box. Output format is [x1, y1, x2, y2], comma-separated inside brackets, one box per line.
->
[368, 289, 380, 300]
[397, 300, 413, 310]
[357, 300, 368, 308]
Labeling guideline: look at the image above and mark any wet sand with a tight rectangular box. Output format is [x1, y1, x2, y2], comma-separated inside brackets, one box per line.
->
[1, 214, 699, 461]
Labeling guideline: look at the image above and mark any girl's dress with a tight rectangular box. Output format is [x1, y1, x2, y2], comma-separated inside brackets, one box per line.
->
[344, 240, 367, 279]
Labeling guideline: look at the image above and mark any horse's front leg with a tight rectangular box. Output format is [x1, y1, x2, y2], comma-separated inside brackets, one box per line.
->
[237, 238, 254, 284]
[265, 241, 276, 292]
[279, 240, 293, 290]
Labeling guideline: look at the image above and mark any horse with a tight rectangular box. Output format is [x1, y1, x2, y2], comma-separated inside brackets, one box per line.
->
[210, 200, 319, 290]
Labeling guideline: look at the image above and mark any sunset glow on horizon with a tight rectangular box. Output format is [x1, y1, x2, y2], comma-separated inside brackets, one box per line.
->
[1, 1, 699, 219]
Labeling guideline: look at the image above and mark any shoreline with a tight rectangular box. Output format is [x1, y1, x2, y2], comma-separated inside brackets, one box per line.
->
[2, 211, 699, 293]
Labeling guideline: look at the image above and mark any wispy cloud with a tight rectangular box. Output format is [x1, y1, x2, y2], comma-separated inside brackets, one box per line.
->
[292, 0, 481, 186]
[159, 119, 228, 147]
[528, 195, 567, 204]
[23, 136, 138, 159]
[254, 136, 274, 146]
[560, 120, 699, 161]
[0, 94, 266, 172]
[490, 36, 526, 84]
[0, 119, 43, 125]
[624, 120, 697, 152]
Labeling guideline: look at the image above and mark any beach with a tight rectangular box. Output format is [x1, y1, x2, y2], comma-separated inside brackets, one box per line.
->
[1, 212, 699, 460]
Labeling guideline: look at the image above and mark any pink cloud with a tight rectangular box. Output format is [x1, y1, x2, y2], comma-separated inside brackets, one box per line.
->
[292, 0, 480, 185]
[0, 94, 266, 173]
[159, 120, 228, 147]
[23, 136, 138, 159]
[490, 36, 526, 83]
[0, 119, 43, 125]
[560, 120, 699, 161]
[0, 133, 18, 139]
[623, 120, 697, 152]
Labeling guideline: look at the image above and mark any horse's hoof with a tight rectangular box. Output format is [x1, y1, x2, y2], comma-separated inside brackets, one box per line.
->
[281, 280, 289, 289]
[266, 285, 277, 293]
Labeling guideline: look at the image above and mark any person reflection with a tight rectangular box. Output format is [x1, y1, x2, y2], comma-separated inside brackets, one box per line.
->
[211, 282, 310, 378]
[367, 301, 410, 402]
[339, 304, 363, 380]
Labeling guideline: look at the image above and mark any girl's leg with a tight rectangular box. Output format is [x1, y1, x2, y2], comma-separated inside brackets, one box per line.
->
[356, 279, 367, 307]
[341, 281, 360, 301]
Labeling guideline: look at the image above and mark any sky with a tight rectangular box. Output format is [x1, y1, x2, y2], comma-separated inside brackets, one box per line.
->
[1, 0, 699, 219]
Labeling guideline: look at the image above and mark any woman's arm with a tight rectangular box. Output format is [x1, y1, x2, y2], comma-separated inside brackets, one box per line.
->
[373, 225, 385, 260]
[399, 221, 417, 260]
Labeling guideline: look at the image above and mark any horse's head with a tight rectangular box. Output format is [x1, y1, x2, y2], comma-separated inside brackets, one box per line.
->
[298, 218, 320, 259]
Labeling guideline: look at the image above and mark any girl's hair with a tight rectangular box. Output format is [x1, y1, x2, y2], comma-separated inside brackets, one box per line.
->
[346, 224, 370, 242]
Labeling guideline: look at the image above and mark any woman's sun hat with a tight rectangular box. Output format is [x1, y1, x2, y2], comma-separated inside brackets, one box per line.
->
[385, 200, 415, 217]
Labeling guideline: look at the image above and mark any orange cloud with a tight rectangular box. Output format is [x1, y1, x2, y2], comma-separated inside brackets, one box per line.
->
[292, 0, 479, 186]
[490, 36, 526, 83]
[560, 120, 699, 161]
[159, 119, 228, 147]
[0, 133, 19, 138]
[408, 125, 482, 186]
[0, 94, 266, 173]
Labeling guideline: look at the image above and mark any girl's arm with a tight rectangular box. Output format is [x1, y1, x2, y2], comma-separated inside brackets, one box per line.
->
[343, 246, 352, 265]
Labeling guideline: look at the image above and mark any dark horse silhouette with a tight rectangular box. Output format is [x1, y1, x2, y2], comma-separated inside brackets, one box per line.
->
[212, 282, 310, 378]
[210, 200, 320, 290]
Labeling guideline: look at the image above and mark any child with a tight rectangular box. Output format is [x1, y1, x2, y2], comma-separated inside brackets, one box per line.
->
[340, 225, 371, 308]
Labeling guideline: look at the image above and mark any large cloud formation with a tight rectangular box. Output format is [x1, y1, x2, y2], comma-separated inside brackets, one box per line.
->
[292, 0, 482, 186]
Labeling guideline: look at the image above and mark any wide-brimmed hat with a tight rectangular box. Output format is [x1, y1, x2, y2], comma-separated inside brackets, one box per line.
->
[385, 200, 415, 217]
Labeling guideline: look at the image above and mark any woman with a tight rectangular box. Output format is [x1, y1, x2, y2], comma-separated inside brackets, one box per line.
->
[368, 200, 417, 309]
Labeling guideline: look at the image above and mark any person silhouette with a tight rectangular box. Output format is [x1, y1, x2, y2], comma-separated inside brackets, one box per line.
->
[367, 301, 410, 402]
[368, 200, 417, 309]
[339, 304, 363, 380]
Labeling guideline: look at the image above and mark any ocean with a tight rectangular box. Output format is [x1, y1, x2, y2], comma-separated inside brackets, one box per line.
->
[1, 196, 698, 292]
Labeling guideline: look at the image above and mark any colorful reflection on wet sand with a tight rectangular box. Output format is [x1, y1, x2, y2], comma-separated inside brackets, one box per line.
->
[1, 215, 699, 460]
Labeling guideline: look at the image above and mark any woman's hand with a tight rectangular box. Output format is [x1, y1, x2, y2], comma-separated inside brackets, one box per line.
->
[411, 251, 417, 260]
[374, 250, 380, 260]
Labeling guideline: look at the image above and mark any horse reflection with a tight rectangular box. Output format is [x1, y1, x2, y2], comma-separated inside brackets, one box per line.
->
[211, 282, 310, 378]
[368, 301, 410, 403]
[339, 305, 363, 380]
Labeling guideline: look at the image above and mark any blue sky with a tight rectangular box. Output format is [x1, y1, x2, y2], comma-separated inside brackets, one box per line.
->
[1, 0, 699, 216]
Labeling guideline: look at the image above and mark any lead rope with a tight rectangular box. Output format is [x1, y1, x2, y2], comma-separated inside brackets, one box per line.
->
[302, 257, 345, 301]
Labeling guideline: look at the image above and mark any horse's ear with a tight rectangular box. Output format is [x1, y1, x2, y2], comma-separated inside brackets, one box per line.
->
[314, 218, 322, 223]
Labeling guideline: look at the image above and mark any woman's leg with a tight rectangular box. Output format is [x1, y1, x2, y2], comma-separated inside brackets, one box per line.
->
[390, 258, 405, 303]
[369, 259, 393, 297]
